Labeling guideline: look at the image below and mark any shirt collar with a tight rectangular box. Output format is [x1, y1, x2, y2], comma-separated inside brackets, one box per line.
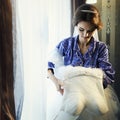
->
[73, 35, 79, 50]
[73, 35, 97, 53]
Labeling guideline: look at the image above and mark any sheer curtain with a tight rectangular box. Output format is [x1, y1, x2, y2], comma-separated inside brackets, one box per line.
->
[48, 0, 71, 50]
[47, 1, 71, 120]
[12, 0, 24, 119]
[17, 0, 71, 120]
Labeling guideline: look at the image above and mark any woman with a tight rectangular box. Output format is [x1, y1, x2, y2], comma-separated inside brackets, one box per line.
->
[47, 4, 120, 120]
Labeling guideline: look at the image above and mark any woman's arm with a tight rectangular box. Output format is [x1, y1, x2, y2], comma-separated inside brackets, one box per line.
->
[98, 43, 115, 88]
[47, 41, 66, 94]
[47, 69, 64, 95]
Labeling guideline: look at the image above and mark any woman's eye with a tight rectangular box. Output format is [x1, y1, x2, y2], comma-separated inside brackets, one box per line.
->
[79, 29, 84, 32]
[88, 30, 94, 33]
[87, 30, 92, 33]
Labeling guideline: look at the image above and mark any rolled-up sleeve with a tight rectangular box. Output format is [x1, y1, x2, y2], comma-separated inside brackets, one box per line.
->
[48, 62, 55, 70]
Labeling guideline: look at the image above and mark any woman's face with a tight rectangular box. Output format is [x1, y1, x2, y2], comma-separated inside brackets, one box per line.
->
[77, 21, 96, 44]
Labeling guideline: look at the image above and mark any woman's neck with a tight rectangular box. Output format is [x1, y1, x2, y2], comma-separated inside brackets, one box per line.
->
[78, 41, 90, 55]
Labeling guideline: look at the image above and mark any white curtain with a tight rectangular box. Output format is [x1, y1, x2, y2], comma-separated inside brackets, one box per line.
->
[48, 0, 71, 50]
[17, 0, 71, 120]
[47, 1, 71, 120]
[11, 0, 24, 119]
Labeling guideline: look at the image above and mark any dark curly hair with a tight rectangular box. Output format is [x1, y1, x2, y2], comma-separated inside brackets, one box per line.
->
[73, 4, 103, 30]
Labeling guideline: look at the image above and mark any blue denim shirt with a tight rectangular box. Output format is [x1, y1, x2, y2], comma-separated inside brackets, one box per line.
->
[48, 35, 115, 88]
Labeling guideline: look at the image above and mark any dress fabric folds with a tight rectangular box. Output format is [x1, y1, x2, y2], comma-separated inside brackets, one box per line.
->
[47, 49, 120, 120]
[47, 66, 120, 120]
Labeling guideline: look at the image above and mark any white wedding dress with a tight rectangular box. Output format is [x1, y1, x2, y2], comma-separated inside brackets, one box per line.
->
[47, 49, 120, 120]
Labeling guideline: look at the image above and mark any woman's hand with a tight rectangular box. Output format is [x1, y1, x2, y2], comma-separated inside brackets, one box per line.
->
[47, 69, 64, 95]
[58, 85, 64, 95]
[55, 79, 64, 95]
